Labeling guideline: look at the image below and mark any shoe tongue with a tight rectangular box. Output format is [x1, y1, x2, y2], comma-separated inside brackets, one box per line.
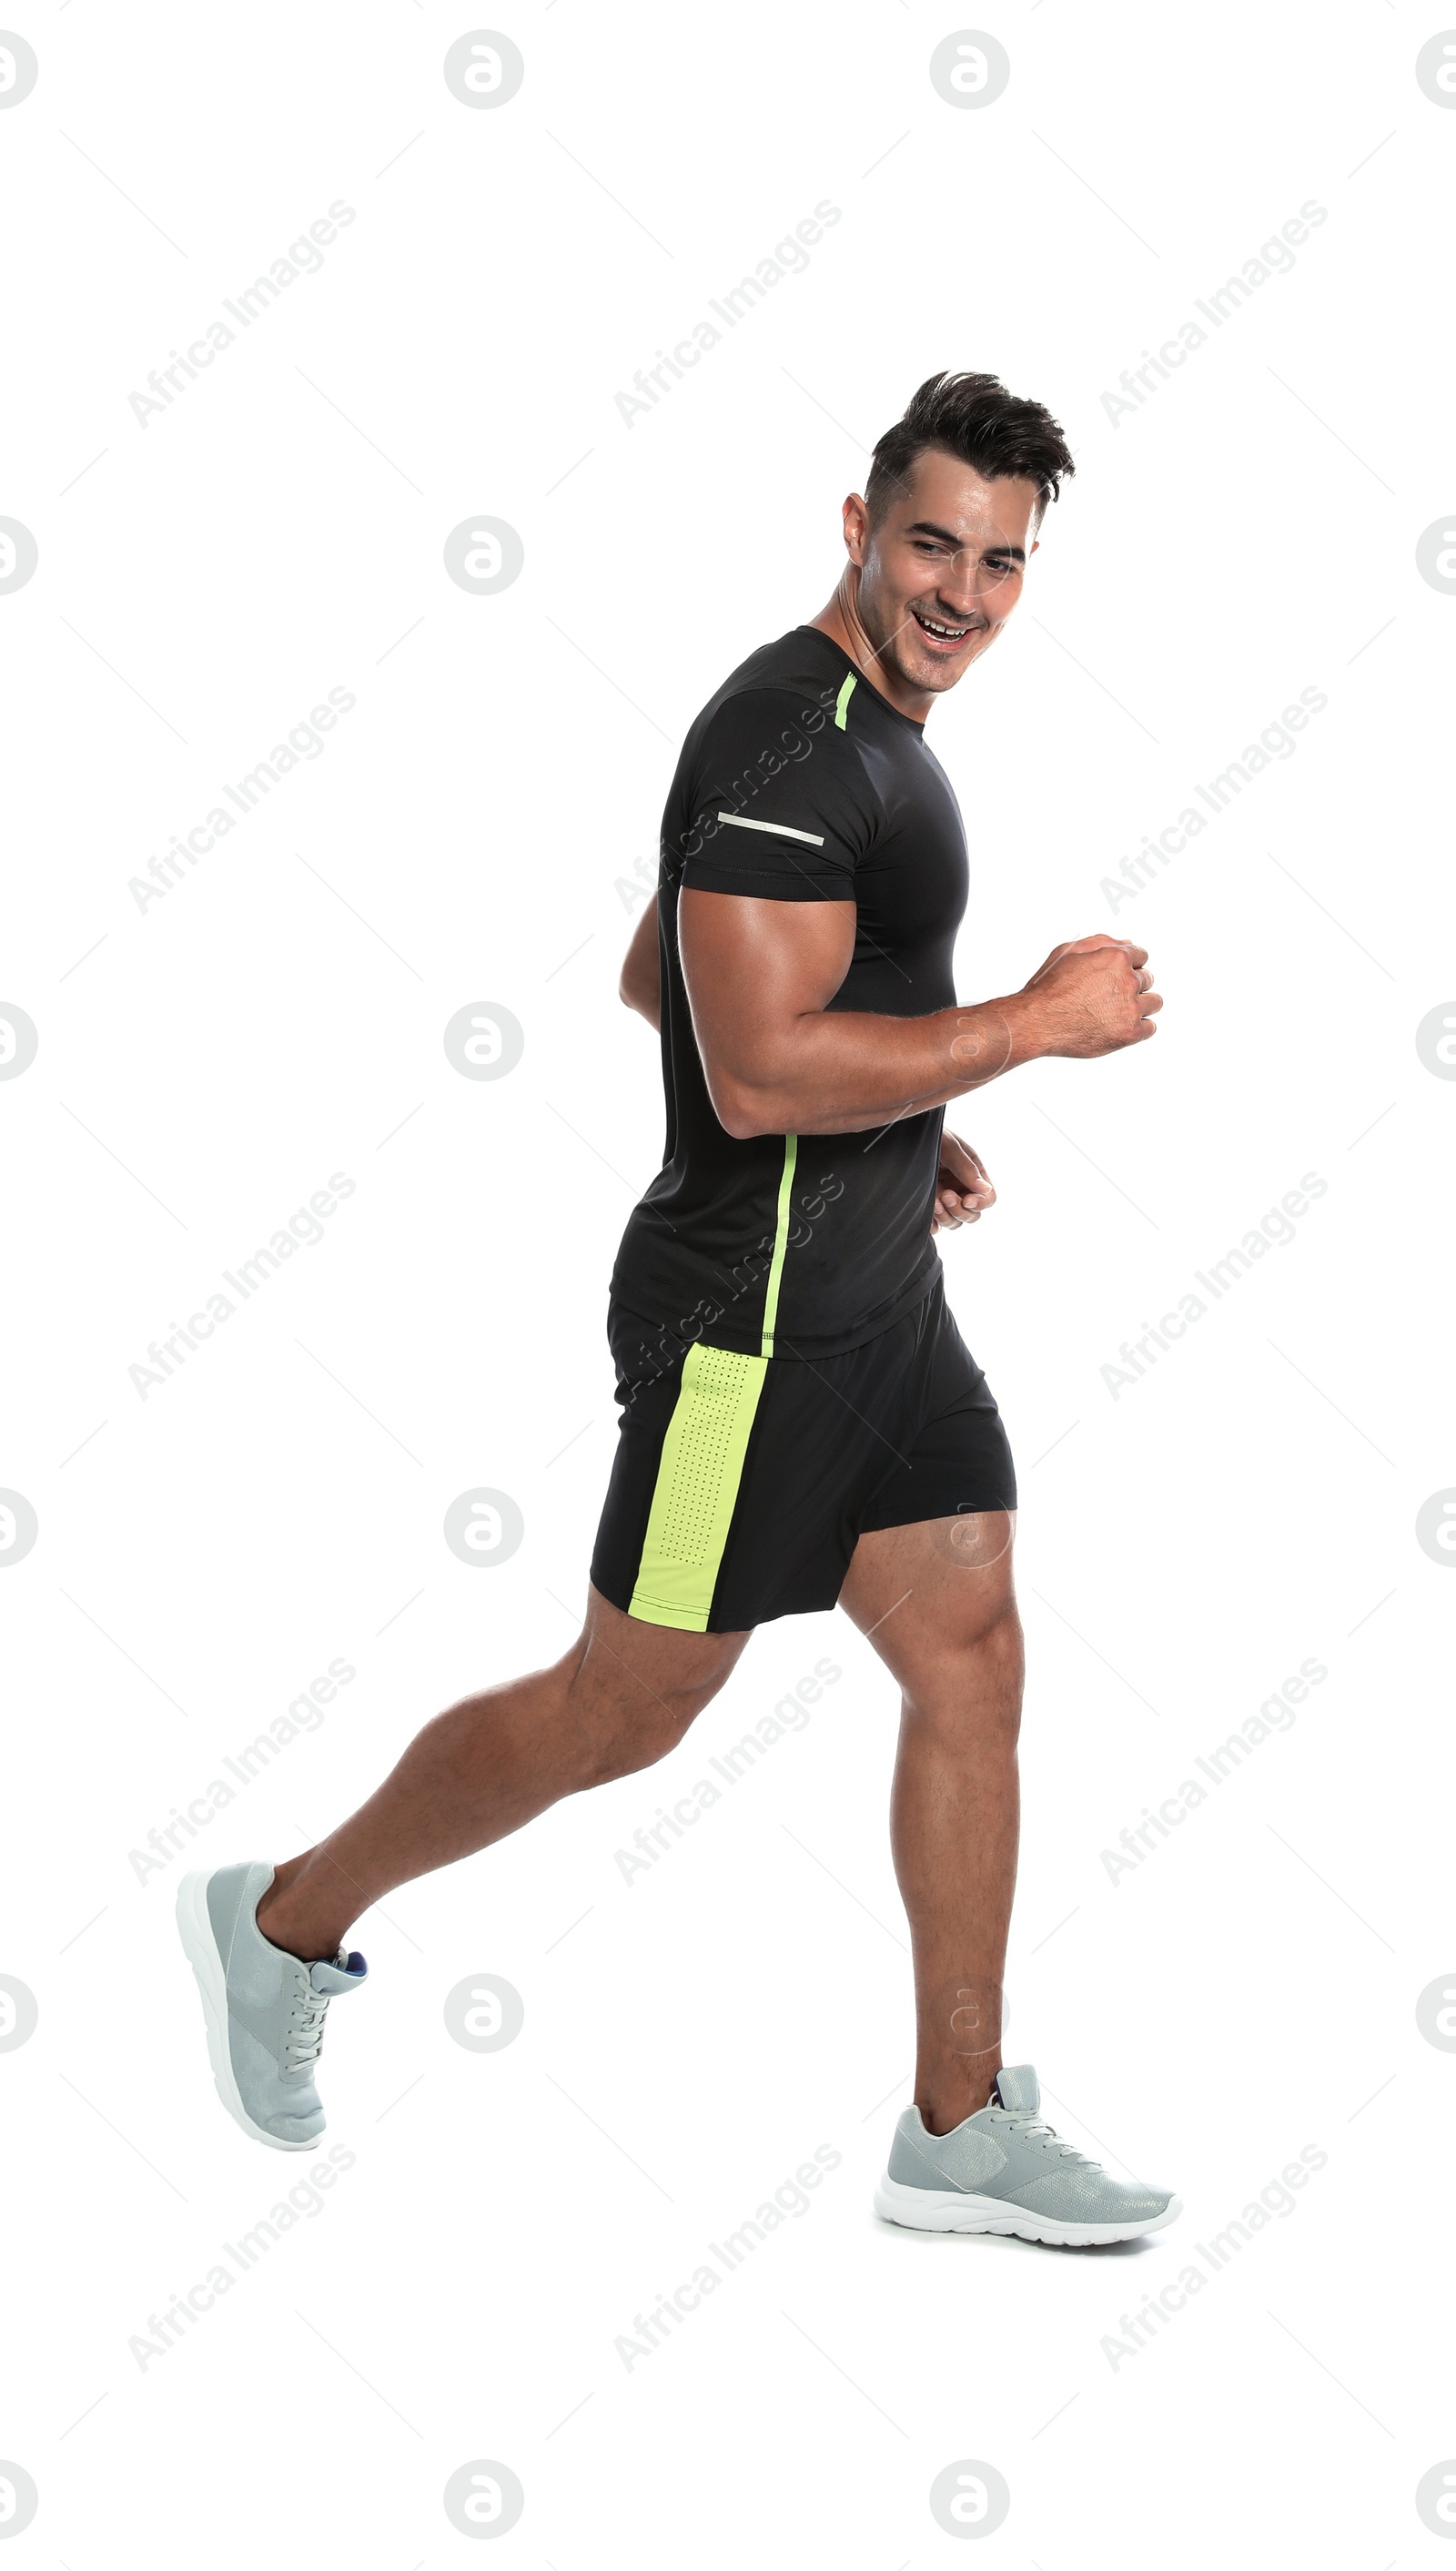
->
[308, 1948, 367, 1994]
[993, 2064, 1039, 2113]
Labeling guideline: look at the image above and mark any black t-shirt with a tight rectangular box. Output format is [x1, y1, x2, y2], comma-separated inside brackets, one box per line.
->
[609, 625, 969, 1367]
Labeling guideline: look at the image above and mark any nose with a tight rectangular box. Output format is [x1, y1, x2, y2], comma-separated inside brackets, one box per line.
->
[939, 550, 1007, 617]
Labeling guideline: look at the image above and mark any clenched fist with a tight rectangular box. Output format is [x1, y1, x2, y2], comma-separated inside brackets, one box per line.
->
[1018, 935, 1162, 1059]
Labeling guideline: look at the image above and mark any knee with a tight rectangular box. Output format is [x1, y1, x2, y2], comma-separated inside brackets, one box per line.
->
[975, 1590, 1024, 1664]
[902, 1598, 1024, 1746]
[925, 1584, 1023, 1667]
[563, 1650, 733, 1787]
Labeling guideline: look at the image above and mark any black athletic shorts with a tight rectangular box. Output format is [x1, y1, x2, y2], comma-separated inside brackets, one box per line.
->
[590, 1271, 1016, 1634]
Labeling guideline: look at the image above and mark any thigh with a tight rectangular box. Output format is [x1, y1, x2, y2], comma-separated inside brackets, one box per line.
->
[839, 1511, 1018, 1685]
[579, 1578, 753, 1705]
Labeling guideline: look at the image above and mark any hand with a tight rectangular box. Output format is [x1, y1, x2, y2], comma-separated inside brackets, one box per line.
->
[1018, 935, 1162, 1059]
[932, 1131, 996, 1233]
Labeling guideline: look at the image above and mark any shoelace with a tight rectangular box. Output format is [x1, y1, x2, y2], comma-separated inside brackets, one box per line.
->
[989, 2104, 1098, 2167]
[283, 1974, 333, 2072]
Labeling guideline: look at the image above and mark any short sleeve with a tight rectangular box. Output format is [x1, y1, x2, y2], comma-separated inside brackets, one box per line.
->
[676, 685, 876, 901]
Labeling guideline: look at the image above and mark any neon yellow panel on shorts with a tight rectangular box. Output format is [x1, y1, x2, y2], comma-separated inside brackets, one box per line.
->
[627, 1343, 769, 1631]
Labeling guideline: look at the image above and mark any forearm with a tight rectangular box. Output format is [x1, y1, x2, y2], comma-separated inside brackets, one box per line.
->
[719, 992, 1040, 1138]
[622, 979, 660, 1032]
[619, 906, 662, 1030]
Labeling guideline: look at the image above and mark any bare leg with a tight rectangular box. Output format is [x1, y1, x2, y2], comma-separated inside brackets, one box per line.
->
[256, 1584, 751, 1960]
[838, 1512, 1021, 2135]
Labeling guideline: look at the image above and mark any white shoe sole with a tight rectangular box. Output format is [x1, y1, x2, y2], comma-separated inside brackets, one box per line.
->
[176, 1869, 317, 2153]
[873, 2172, 1181, 2246]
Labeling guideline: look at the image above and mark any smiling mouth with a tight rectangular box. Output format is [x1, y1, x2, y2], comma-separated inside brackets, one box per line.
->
[911, 607, 979, 645]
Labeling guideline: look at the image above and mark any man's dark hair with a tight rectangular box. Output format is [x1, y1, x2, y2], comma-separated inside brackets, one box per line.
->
[864, 371, 1076, 522]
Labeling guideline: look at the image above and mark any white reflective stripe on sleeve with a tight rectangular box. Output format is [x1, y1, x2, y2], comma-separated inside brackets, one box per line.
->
[714, 812, 825, 847]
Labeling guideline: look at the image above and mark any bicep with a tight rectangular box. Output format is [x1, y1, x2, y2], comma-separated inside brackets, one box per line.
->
[678, 887, 855, 1100]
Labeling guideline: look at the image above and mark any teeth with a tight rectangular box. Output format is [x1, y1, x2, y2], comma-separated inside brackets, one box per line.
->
[917, 613, 967, 638]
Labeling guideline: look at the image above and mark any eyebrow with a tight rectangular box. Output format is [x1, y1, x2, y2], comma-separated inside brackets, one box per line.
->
[906, 520, 1026, 560]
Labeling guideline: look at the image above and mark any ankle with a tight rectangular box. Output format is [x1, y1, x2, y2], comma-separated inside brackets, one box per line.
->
[256, 1859, 339, 1964]
[919, 2065, 1000, 2137]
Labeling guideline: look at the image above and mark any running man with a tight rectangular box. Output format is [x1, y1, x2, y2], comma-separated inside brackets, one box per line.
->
[180, 371, 1178, 2247]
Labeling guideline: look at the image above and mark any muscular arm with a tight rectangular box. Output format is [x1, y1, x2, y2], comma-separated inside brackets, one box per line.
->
[677, 890, 1160, 1139]
[619, 902, 661, 1030]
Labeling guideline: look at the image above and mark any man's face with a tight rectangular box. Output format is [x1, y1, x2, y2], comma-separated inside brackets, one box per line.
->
[846, 449, 1042, 697]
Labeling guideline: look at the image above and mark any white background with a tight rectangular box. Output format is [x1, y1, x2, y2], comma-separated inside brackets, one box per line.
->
[3, 0, 1454, 2560]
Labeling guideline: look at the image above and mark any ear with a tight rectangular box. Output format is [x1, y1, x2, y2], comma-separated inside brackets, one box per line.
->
[842, 491, 870, 565]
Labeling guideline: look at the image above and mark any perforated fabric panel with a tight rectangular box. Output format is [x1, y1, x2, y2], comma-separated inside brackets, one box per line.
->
[654, 1349, 761, 1564]
[628, 1344, 769, 1630]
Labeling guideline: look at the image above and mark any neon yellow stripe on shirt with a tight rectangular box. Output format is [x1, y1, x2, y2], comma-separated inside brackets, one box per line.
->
[760, 1133, 798, 1359]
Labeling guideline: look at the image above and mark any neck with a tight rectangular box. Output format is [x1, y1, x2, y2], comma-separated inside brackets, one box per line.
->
[810, 570, 933, 724]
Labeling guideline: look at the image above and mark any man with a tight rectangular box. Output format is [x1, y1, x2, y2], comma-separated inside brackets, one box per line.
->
[179, 371, 1178, 2248]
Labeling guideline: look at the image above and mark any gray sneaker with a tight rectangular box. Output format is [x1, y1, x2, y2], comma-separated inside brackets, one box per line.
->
[177, 1860, 367, 2151]
[875, 2064, 1179, 2246]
